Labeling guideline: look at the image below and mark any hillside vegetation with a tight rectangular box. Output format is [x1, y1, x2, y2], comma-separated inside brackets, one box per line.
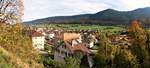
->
[0, 23, 44, 68]
[25, 7, 150, 25]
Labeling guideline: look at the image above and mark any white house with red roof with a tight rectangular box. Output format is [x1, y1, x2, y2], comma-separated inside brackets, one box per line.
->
[31, 31, 45, 50]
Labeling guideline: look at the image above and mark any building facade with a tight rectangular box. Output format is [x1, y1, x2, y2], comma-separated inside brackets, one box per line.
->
[32, 31, 45, 50]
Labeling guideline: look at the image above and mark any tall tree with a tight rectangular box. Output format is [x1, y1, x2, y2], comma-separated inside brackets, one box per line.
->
[113, 46, 139, 68]
[94, 33, 110, 68]
[129, 20, 149, 67]
[0, 0, 23, 24]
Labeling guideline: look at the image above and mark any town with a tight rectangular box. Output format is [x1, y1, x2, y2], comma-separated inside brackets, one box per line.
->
[23, 22, 134, 68]
[1, 0, 150, 68]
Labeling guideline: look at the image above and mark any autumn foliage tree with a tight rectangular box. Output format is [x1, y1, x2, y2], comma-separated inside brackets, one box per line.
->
[129, 20, 144, 34]
[0, 0, 23, 24]
[129, 20, 149, 67]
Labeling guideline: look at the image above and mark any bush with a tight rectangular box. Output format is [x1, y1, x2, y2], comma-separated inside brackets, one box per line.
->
[0, 23, 44, 68]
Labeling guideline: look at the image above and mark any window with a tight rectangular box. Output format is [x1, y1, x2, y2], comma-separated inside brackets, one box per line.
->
[34, 45, 37, 47]
[65, 52, 68, 56]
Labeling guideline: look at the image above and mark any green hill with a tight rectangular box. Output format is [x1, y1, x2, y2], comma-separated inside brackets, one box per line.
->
[25, 7, 150, 25]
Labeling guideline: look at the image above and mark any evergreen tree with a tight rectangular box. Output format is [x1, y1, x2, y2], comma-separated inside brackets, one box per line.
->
[113, 46, 139, 68]
[94, 33, 110, 68]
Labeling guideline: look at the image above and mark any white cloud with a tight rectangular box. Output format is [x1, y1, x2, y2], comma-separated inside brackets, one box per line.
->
[23, 0, 150, 21]
[114, 0, 149, 11]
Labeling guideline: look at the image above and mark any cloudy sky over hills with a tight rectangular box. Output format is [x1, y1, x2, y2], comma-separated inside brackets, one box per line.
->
[23, 0, 150, 21]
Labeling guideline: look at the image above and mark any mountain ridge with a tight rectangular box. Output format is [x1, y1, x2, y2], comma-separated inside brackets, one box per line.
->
[25, 7, 150, 25]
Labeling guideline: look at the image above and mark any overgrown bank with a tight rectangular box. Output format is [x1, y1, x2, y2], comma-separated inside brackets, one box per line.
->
[0, 23, 44, 68]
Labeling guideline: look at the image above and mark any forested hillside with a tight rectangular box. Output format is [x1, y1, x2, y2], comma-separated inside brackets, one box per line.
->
[25, 7, 150, 26]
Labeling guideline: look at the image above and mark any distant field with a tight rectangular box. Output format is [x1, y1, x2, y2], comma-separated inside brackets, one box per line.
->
[31, 24, 126, 34]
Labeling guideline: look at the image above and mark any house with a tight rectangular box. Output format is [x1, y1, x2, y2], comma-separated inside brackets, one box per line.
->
[88, 34, 97, 48]
[108, 34, 133, 46]
[45, 31, 55, 40]
[54, 33, 91, 63]
[31, 31, 45, 50]
[62, 33, 82, 41]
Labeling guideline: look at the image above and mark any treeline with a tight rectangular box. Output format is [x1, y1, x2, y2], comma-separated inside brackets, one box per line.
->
[94, 20, 150, 68]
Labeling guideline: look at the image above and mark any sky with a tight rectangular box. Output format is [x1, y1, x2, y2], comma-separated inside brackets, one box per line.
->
[23, 0, 150, 21]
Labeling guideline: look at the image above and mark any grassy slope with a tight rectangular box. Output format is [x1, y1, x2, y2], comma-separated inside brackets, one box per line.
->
[0, 23, 44, 68]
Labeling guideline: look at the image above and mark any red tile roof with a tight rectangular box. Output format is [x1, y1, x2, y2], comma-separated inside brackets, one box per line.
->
[31, 31, 44, 37]
[64, 41, 91, 54]
[47, 40, 54, 45]
[46, 31, 54, 34]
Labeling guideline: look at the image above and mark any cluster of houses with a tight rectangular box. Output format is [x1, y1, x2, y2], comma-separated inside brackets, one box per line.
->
[24, 27, 133, 68]
[26, 27, 95, 67]
[54, 33, 91, 62]
[108, 32, 133, 46]
[27, 27, 96, 51]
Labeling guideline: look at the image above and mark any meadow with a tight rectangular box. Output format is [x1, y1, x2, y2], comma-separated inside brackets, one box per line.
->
[31, 24, 126, 35]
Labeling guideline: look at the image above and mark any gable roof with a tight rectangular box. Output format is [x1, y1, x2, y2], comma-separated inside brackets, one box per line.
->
[31, 31, 44, 37]
[64, 41, 91, 54]
[46, 30, 55, 34]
